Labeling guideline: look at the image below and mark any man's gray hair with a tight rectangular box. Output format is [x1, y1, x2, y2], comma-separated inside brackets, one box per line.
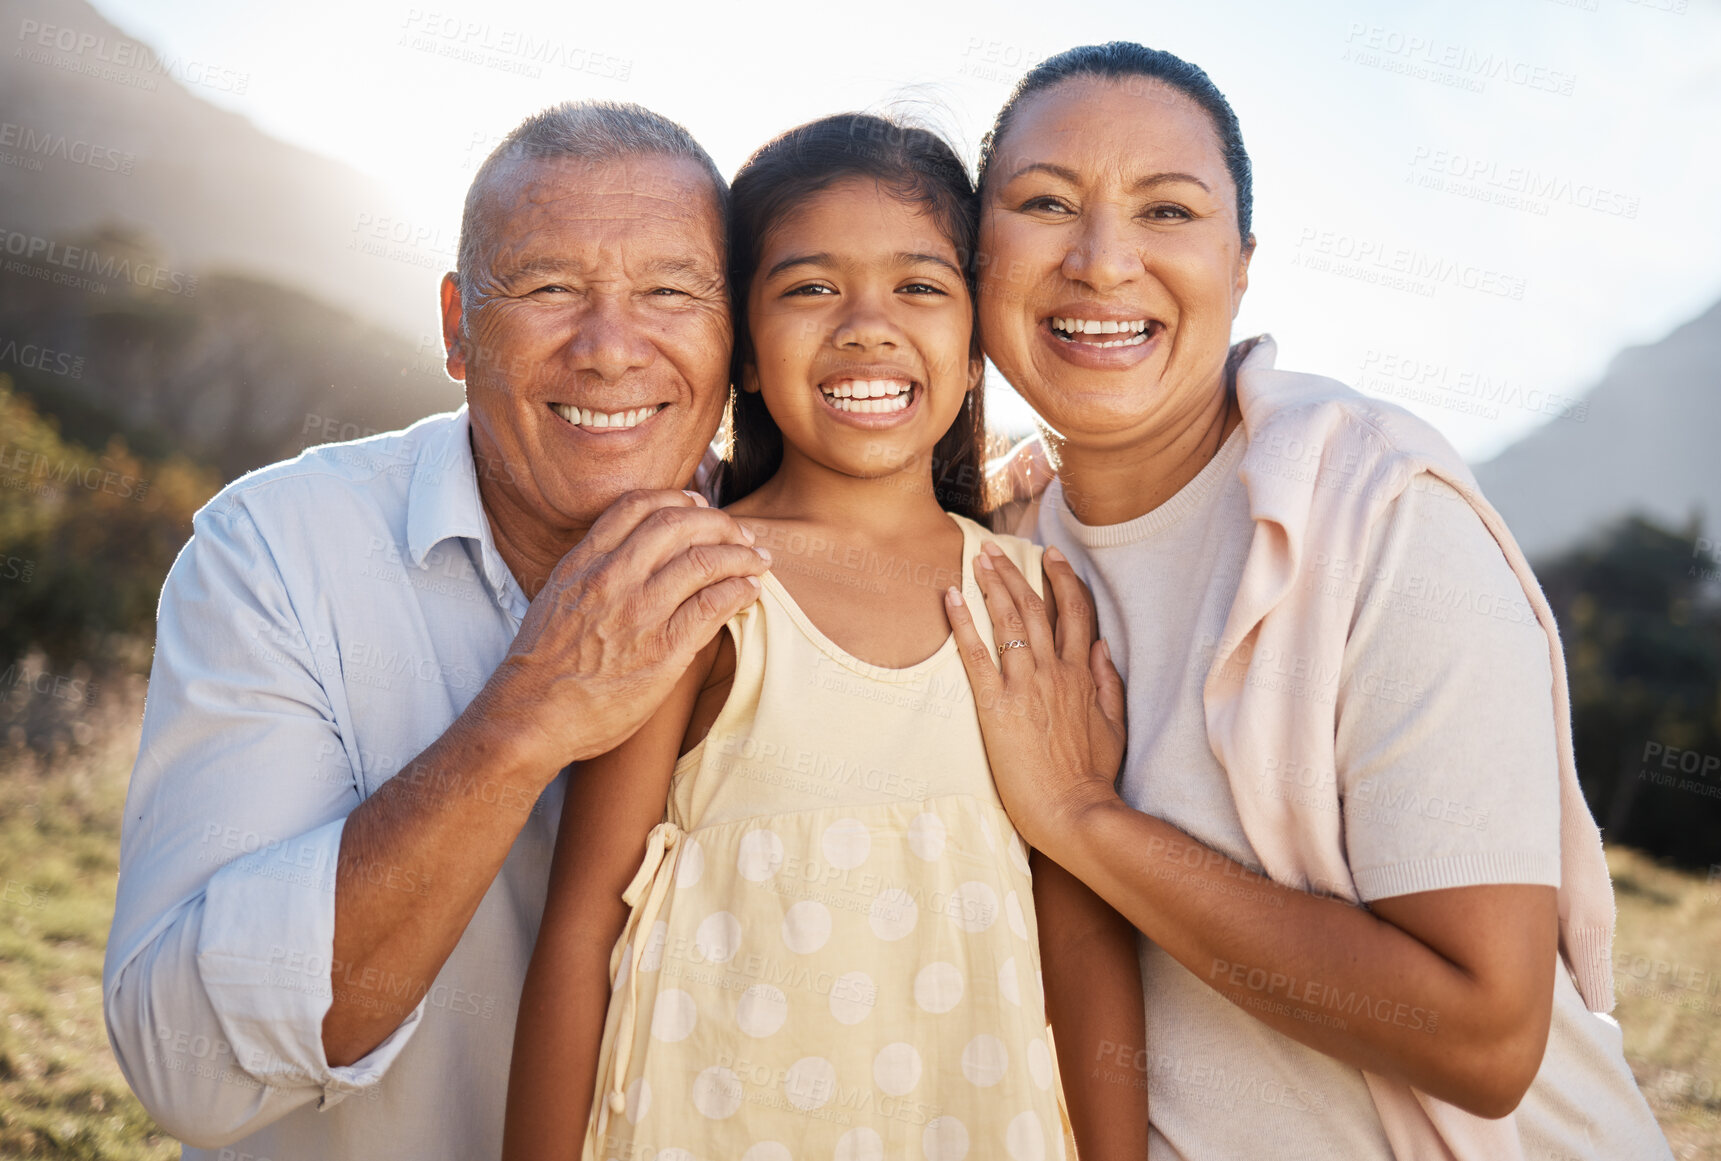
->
[455, 100, 728, 311]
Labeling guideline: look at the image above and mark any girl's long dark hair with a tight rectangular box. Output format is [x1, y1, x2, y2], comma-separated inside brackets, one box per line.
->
[714, 113, 991, 521]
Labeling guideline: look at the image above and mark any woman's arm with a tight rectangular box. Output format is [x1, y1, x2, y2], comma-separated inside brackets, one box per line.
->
[946, 545, 1557, 1120]
[501, 635, 726, 1161]
[1033, 848, 1150, 1158]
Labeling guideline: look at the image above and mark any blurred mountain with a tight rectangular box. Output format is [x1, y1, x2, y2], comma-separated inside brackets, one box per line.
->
[0, 0, 447, 342]
[1474, 297, 1721, 561]
[0, 225, 461, 480]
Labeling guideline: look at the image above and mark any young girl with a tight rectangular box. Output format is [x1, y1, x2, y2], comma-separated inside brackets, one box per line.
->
[503, 114, 1147, 1161]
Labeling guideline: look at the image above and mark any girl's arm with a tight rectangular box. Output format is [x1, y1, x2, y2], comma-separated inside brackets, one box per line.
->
[1028, 564, 1149, 1158]
[1033, 848, 1150, 1159]
[501, 634, 727, 1161]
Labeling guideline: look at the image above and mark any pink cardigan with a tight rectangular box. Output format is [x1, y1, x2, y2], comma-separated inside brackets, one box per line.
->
[1200, 337, 1615, 1158]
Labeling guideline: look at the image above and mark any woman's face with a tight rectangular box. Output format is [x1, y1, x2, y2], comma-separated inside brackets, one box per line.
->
[979, 77, 1252, 451]
[745, 177, 980, 485]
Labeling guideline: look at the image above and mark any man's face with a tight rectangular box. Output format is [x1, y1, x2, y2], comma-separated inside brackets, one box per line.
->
[442, 153, 731, 534]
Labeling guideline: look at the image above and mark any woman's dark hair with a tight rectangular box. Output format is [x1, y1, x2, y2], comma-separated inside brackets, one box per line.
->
[977, 42, 1253, 244]
[714, 113, 991, 519]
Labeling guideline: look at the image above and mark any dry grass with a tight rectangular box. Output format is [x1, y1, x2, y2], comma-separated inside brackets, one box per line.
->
[0, 680, 1712, 1158]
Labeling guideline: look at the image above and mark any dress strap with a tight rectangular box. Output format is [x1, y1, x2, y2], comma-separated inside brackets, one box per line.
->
[590, 820, 683, 1150]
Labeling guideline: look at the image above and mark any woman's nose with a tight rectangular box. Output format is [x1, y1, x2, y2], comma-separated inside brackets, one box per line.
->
[1061, 211, 1142, 296]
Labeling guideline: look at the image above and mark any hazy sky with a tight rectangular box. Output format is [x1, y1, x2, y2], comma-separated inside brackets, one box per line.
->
[87, 0, 1721, 460]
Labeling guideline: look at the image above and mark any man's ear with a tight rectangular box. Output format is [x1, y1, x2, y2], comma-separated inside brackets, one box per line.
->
[438, 273, 468, 381]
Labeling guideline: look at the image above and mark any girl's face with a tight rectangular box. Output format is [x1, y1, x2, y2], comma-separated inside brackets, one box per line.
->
[745, 177, 981, 488]
[978, 77, 1251, 453]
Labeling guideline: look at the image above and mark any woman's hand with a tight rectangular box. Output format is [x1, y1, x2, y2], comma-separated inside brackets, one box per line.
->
[944, 543, 1128, 853]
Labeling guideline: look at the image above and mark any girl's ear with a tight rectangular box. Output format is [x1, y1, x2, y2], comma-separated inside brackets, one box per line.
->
[966, 355, 985, 394]
[741, 363, 762, 394]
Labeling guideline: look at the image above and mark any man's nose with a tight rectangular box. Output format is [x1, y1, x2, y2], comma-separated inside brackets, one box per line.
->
[565, 296, 655, 381]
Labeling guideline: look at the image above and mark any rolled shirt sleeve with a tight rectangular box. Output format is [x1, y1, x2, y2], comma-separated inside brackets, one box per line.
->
[103, 498, 424, 1146]
[1334, 473, 1563, 902]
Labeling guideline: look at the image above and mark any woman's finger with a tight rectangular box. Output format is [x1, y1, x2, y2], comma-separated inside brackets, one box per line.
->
[974, 551, 1036, 680]
[981, 543, 1057, 662]
[944, 586, 1004, 707]
[1090, 639, 1128, 739]
[1042, 547, 1097, 666]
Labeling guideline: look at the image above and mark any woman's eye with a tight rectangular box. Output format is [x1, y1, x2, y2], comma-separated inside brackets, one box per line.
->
[1019, 195, 1073, 215]
[1143, 204, 1193, 221]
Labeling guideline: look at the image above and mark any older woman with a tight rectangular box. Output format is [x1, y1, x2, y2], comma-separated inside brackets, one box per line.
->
[945, 42, 1669, 1161]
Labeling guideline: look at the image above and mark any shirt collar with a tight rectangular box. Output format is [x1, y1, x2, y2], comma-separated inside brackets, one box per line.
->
[405, 406, 521, 607]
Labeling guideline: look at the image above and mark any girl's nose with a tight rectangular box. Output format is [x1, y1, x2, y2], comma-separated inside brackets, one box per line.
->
[832, 291, 902, 350]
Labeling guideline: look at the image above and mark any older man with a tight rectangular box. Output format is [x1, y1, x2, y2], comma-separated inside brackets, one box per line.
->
[102, 102, 768, 1160]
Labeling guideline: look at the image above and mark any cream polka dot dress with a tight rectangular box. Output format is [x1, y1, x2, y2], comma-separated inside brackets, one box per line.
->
[582, 513, 1074, 1161]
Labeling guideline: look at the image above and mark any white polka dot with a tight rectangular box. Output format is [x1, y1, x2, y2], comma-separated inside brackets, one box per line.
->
[651, 989, 697, 1042]
[979, 813, 998, 851]
[741, 1145, 792, 1161]
[676, 837, 705, 887]
[829, 971, 876, 1025]
[782, 899, 832, 954]
[868, 887, 919, 941]
[873, 1042, 923, 1095]
[908, 812, 947, 860]
[1007, 831, 1032, 876]
[737, 984, 788, 1038]
[639, 919, 668, 972]
[1027, 1037, 1053, 1090]
[962, 1034, 1009, 1087]
[834, 1126, 885, 1161]
[914, 961, 964, 1013]
[923, 1115, 970, 1161]
[692, 1065, 743, 1119]
[695, 910, 743, 963]
[1005, 890, 1028, 939]
[738, 828, 785, 881]
[623, 1077, 651, 1125]
[821, 818, 871, 869]
[998, 956, 1021, 1006]
[1006, 1110, 1046, 1161]
[784, 1056, 837, 1111]
[948, 880, 999, 933]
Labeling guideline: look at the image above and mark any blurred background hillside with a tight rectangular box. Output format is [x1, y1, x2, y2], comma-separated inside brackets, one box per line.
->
[0, 0, 1717, 1156]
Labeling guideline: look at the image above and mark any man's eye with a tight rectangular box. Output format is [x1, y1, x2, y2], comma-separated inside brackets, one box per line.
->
[649, 287, 685, 296]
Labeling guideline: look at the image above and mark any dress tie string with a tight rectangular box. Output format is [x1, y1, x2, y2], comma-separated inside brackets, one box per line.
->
[592, 819, 682, 1147]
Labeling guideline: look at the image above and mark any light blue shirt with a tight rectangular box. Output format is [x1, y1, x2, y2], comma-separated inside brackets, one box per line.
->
[104, 407, 565, 1160]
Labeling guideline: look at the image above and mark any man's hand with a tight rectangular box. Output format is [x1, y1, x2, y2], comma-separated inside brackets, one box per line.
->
[476, 488, 769, 774]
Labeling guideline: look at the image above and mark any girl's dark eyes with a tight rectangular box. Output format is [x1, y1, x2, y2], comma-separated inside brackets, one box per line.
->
[783, 284, 835, 297]
[781, 282, 949, 297]
[899, 282, 947, 295]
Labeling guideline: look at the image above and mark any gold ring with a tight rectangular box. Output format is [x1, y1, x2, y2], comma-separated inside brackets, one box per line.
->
[998, 639, 1030, 656]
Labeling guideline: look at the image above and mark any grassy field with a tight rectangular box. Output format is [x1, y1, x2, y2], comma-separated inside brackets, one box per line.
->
[1, 685, 1717, 1159]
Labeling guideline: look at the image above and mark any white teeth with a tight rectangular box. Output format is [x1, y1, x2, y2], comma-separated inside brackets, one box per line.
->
[1052, 317, 1151, 336]
[553, 403, 659, 430]
[820, 379, 911, 407]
